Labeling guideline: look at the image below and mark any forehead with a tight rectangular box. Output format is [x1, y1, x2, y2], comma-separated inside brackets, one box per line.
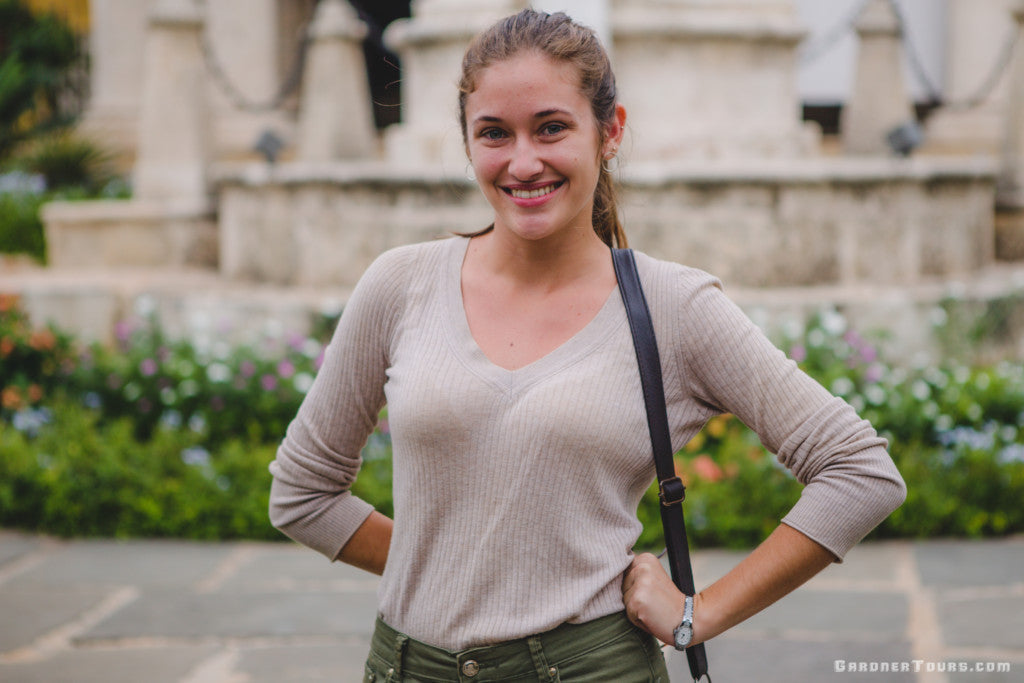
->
[466, 51, 588, 118]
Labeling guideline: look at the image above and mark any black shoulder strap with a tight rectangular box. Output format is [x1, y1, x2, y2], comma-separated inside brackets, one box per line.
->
[612, 248, 710, 682]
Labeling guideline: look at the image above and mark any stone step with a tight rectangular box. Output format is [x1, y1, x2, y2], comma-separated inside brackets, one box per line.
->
[2, 262, 1023, 364]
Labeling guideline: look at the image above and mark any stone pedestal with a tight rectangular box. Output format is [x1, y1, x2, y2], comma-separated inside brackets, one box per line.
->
[133, 0, 211, 203]
[841, 0, 916, 155]
[77, 0, 159, 169]
[924, 0, 1019, 155]
[611, 0, 813, 162]
[296, 0, 377, 161]
[382, 0, 528, 173]
[203, 0, 297, 160]
[996, 2, 1024, 209]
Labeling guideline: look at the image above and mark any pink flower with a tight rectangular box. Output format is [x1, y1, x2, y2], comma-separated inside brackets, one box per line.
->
[277, 359, 295, 379]
[239, 360, 256, 378]
[260, 374, 278, 391]
[789, 345, 807, 362]
[140, 358, 158, 376]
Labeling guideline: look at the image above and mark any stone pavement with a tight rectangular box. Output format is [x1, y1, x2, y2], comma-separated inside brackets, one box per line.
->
[0, 531, 1020, 683]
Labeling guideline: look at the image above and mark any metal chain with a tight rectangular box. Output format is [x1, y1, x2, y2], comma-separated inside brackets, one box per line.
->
[799, 0, 1019, 113]
[192, 0, 316, 113]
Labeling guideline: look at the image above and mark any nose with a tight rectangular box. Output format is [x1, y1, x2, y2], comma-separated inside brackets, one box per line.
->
[508, 139, 544, 180]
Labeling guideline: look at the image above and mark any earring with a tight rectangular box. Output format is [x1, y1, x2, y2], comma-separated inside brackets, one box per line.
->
[602, 152, 618, 174]
[465, 162, 476, 182]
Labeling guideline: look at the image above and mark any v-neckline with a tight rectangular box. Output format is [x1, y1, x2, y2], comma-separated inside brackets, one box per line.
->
[443, 237, 625, 392]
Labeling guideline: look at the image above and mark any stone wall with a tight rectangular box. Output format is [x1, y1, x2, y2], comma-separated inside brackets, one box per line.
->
[214, 158, 996, 289]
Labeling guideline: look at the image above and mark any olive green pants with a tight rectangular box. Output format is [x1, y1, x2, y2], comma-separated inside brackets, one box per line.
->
[363, 611, 670, 682]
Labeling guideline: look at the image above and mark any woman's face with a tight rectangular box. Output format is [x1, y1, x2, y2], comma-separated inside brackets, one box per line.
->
[464, 51, 620, 244]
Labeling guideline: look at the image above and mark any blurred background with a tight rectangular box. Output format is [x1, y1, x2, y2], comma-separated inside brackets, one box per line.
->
[1, 1, 1023, 680]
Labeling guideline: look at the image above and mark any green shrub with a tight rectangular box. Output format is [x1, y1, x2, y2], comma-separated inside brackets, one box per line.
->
[0, 399, 279, 540]
[68, 306, 325, 449]
[18, 130, 115, 192]
[0, 189, 47, 261]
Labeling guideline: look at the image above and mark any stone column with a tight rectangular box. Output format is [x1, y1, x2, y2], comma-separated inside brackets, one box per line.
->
[611, 0, 812, 162]
[924, 0, 1019, 155]
[133, 0, 210, 204]
[78, 0, 159, 167]
[382, 0, 528, 172]
[996, 1, 1024, 260]
[296, 0, 376, 161]
[203, 0, 294, 160]
[841, 0, 917, 155]
[998, 3, 1024, 206]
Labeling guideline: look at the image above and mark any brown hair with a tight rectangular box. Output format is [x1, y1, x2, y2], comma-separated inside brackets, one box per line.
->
[457, 9, 627, 248]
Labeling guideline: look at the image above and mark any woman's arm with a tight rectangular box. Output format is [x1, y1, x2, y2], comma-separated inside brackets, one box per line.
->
[336, 511, 394, 575]
[622, 522, 834, 646]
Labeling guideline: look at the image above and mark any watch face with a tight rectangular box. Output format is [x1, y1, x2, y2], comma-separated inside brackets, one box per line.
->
[674, 624, 693, 649]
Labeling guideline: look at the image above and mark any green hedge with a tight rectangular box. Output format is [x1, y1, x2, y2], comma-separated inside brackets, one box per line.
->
[1, 300, 1023, 547]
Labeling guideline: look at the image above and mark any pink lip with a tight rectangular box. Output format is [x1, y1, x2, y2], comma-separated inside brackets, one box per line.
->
[502, 180, 564, 208]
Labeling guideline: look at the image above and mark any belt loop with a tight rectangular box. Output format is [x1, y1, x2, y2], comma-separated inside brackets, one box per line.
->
[391, 633, 408, 681]
[527, 636, 557, 682]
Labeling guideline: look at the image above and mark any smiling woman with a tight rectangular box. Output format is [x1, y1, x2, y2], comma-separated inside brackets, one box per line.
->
[268, 9, 905, 683]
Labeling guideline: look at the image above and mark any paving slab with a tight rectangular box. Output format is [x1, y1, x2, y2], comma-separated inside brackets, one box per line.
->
[9, 539, 233, 589]
[0, 644, 218, 683]
[234, 640, 372, 682]
[914, 538, 1024, 587]
[222, 543, 380, 591]
[0, 584, 110, 653]
[81, 590, 380, 641]
[936, 595, 1024, 650]
[666, 637, 916, 683]
[0, 532, 43, 568]
[731, 590, 907, 639]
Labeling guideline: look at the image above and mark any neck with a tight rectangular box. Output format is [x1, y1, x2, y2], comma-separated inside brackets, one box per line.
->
[471, 224, 611, 291]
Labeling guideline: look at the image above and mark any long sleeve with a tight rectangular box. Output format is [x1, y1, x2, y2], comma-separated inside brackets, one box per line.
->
[268, 246, 412, 560]
[651, 261, 906, 560]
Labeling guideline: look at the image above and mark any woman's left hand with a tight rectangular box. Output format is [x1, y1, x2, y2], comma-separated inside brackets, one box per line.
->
[621, 552, 689, 646]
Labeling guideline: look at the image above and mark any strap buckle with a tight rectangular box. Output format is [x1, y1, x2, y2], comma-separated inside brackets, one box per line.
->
[658, 476, 686, 507]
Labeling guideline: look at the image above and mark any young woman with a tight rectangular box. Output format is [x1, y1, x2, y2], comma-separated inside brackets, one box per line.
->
[269, 10, 906, 682]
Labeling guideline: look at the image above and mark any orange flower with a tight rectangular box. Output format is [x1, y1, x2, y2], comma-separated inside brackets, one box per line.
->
[1, 386, 23, 410]
[0, 293, 19, 314]
[0, 337, 14, 357]
[691, 454, 724, 483]
[27, 384, 44, 403]
[29, 329, 56, 351]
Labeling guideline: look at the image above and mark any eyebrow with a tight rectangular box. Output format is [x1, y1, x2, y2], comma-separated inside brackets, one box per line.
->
[472, 109, 573, 125]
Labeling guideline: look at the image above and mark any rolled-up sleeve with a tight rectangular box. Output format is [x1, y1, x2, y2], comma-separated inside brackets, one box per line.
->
[672, 274, 906, 560]
[269, 247, 411, 560]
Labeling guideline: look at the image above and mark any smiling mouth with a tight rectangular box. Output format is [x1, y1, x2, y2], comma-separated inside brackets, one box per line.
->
[505, 181, 564, 200]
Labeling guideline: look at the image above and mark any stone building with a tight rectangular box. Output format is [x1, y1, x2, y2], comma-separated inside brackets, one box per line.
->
[7, 0, 1024, 362]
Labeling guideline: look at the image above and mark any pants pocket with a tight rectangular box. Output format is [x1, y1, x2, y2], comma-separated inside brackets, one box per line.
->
[550, 629, 667, 682]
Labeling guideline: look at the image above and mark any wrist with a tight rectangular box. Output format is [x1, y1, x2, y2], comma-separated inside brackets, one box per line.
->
[672, 593, 695, 650]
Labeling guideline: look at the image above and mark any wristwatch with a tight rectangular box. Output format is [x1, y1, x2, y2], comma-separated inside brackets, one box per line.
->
[673, 594, 694, 650]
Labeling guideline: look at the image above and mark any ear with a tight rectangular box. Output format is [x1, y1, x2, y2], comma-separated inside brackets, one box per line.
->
[602, 104, 627, 156]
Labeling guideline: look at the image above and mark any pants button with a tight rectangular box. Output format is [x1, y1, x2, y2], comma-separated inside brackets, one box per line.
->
[461, 659, 480, 677]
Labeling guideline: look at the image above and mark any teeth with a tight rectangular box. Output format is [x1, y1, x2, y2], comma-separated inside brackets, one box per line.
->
[510, 184, 558, 199]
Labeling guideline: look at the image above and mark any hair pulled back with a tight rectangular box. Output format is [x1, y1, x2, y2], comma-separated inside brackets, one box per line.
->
[458, 9, 627, 249]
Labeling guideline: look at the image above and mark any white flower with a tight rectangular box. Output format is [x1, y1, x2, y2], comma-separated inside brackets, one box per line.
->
[206, 363, 231, 383]
[831, 377, 855, 396]
[928, 306, 948, 327]
[910, 380, 931, 402]
[820, 309, 847, 336]
[160, 387, 178, 405]
[865, 385, 887, 406]
[293, 372, 314, 393]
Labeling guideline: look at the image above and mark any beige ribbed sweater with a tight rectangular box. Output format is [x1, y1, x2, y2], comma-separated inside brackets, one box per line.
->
[268, 236, 905, 650]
